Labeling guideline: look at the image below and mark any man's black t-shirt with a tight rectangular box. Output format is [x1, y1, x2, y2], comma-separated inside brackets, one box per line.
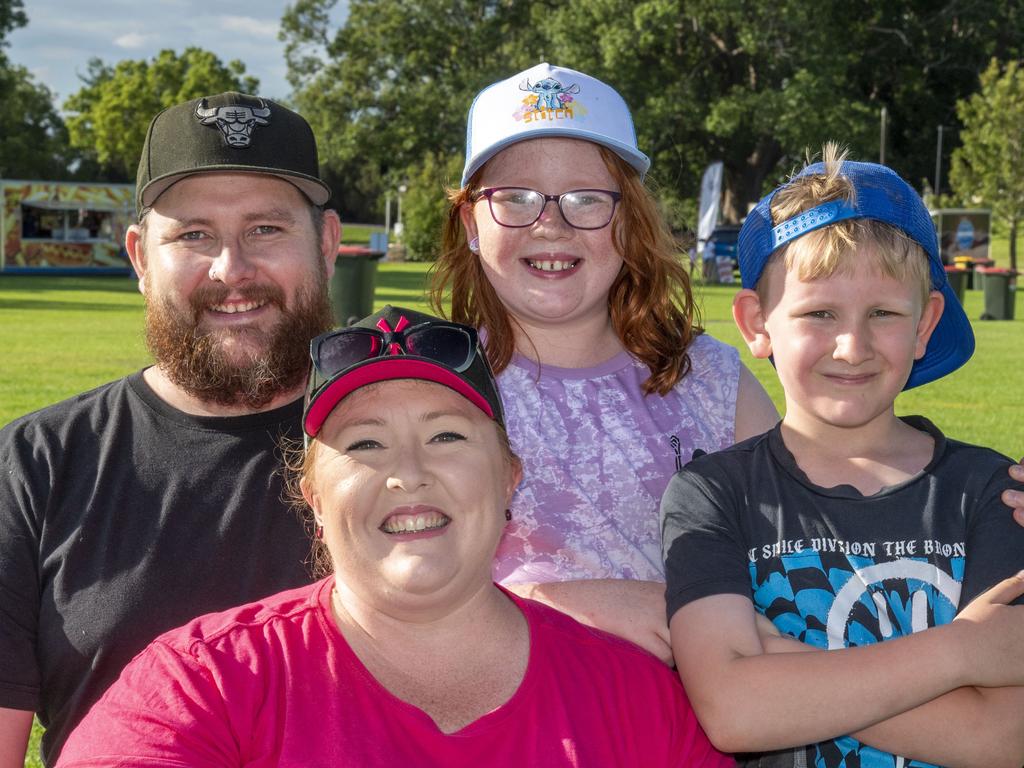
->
[0, 371, 313, 765]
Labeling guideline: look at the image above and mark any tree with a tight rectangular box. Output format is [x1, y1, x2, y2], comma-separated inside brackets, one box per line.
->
[950, 59, 1024, 273]
[401, 151, 464, 261]
[0, 64, 72, 178]
[0, 0, 26, 47]
[282, 0, 1024, 235]
[64, 48, 259, 180]
[0, 0, 75, 179]
[281, 0, 542, 223]
[543, 0, 1024, 222]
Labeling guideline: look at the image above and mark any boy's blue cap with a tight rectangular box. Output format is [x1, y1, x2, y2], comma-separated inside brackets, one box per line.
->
[738, 160, 974, 389]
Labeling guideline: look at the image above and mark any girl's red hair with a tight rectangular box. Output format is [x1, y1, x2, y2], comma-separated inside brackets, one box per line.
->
[430, 146, 702, 395]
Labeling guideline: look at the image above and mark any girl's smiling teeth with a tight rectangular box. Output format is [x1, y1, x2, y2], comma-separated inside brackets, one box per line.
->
[526, 258, 580, 272]
[380, 510, 451, 534]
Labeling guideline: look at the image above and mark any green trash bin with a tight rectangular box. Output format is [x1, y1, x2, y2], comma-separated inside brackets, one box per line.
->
[943, 266, 967, 304]
[972, 258, 995, 290]
[977, 267, 1017, 320]
[331, 247, 386, 326]
[953, 255, 976, 289]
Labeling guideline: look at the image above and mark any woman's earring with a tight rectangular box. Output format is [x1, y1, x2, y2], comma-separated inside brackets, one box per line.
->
[315, 524, 324, 540]
[504, 509, 512, 522]
[468, 236, 480, 254]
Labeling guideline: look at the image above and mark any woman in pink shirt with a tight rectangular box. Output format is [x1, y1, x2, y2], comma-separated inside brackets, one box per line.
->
[58, 305, 731, 768]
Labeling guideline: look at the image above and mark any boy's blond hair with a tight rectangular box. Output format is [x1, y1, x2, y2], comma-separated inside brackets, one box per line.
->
[761, 143, 931, 305]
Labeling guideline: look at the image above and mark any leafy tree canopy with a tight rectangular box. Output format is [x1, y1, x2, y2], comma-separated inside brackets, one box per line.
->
[283, 0, 1024, 229]
[64, 47, 258, 180]
[0, 0, 26, 49]
[0, 63, 72, 179]
[950, 59, 1024, 271]
[0, 1, 78, 179]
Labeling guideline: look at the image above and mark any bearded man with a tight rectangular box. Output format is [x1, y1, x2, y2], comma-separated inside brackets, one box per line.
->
[0, 92, 341, 767]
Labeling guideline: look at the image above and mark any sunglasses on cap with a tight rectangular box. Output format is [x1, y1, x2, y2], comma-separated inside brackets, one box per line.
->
[310, 320, 481, 379]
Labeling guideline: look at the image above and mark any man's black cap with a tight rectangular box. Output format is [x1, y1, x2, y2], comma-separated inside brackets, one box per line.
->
[135, 91, 331, 217]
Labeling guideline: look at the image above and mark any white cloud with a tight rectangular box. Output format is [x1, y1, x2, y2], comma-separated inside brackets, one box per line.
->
[218, 15, 279, 38]
[114, 32, 152, 49]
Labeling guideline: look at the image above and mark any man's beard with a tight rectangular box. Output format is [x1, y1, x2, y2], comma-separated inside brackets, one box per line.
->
[145, 271, 334, 410]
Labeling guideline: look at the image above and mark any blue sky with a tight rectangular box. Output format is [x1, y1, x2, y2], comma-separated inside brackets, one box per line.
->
[8, 0, 348, 108]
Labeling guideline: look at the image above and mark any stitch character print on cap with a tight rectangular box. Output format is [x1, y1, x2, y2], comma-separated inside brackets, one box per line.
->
[194, 98, 272, 148]
[516, 75, 587, 124]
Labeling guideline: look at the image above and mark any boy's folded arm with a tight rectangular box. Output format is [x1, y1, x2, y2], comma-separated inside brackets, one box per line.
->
[851, 685, 1024, 768]
[758, 572, 1024, 767]
[670, 593, 983, 755]
[755, 610, 1024, 766]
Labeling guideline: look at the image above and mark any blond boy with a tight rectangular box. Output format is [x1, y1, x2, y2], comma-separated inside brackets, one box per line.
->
[662, 148, 1024, 768]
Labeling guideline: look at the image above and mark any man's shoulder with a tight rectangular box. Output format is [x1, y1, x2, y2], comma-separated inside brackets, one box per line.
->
[156, 581, 325, 659]
[1, 374, 139, 440]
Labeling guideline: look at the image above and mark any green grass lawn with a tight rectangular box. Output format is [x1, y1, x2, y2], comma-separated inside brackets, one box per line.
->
[6, 260, 1017, 453]
[3, 257, 1022, 767]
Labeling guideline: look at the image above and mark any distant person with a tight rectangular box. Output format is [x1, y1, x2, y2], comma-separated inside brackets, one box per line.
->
[663, 147, 1024, 767]
[58, 305, 732, 768]
[0, 91, 340, 767]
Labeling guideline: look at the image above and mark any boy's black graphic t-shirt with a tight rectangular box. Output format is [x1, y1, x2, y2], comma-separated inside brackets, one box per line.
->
[662, 416, 1024, 768]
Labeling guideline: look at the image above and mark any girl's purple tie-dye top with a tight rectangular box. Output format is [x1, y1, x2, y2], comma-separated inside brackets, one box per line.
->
[494, 332, 740, 584]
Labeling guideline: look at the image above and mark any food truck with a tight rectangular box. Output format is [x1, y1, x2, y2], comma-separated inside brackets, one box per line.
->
[0, 179, 134, 274]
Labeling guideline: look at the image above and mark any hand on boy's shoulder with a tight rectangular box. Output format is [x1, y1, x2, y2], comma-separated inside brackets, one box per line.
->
[1004, 461, 1024, 518]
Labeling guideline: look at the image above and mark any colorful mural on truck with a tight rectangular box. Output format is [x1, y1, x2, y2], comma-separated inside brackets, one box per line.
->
[1, 180, 134, 272]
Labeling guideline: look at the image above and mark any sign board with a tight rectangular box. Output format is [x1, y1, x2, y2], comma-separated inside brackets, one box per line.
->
[696, 162, 723, 254]
[930, 208, 991, 265]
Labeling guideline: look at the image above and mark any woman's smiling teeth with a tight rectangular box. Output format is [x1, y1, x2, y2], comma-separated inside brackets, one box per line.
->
[527, 258, 579, 272]
[210, 301, 265, 314]
[380, 512, 451, 534]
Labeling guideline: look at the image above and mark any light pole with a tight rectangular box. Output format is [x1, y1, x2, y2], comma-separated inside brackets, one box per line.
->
[879, 106, 887, 165]
[934, 125, 945, 196]
[394, 184, 408, 239]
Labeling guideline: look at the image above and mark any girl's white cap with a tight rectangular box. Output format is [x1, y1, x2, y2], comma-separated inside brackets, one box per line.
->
[461, 62, 650, 187]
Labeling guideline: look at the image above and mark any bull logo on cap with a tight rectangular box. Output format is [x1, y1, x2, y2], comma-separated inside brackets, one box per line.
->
[194, 99, 272, 148]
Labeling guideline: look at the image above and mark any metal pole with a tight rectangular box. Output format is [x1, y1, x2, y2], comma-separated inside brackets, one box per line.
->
[396, 184, 407, 239]
[879, 106, 887, 165]
[384, 192, 392, 234]
[0, 180, 5, 270]
[934, 125, 944, 195]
